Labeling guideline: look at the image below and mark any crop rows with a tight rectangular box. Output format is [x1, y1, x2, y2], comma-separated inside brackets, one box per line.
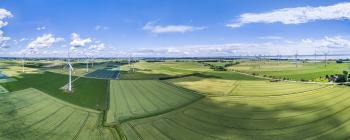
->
[106, 80, 203, 124]
[0, 85, 8, 94]
[0, 88, 116, 140]
[120, 81, 350, 139]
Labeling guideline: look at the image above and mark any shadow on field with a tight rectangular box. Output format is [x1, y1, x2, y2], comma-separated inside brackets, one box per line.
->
[126, 95, 350, 140]
[161, 97, 350, 139]
[1, 71, 108, 110]
[0, 97, 45, 139]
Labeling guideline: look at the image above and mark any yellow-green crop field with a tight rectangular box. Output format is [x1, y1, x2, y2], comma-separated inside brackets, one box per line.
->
[120, 77, 350, 139]
[228, 61, 350, 81]
[106, 80, 203, 124]
[1, 60, 350, 139]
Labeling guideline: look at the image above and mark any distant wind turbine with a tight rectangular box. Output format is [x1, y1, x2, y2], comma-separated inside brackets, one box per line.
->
[65, 49, 74, 92]
[295, 50, 298, 68]
[22, 53, 26, 73]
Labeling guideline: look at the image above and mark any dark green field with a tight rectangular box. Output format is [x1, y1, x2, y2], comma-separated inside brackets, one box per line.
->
[2, 72, 108, 110]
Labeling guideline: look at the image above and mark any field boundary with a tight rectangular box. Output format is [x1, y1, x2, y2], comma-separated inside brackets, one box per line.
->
[105, 81, 205, 126]
[0, 85, 9, 94]
[232, 70, 339, 85]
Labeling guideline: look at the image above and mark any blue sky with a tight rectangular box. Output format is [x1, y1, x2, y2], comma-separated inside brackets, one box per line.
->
[0, 0, 350, 57]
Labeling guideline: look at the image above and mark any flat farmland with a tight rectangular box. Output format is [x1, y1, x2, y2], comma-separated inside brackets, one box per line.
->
[228, 61, 350, 82]
[2, 72, 108, 110]
[0, 88, 117, 140]
[168, 76, 329, 96]
[106, 80, 203, 124]
[120, 81, 350, 139]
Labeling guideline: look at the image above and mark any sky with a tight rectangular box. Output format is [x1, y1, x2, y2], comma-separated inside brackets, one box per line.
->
[0, 0, 350, 57]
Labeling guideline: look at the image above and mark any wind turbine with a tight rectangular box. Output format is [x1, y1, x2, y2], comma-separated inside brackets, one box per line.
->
[324, 52, 328, 68]
[22, 53, 26, 73]
[65, 49, 74, 92]
[295, 50, 298, 68]
[314, 46, 317, 64]
[85, 57, 89, 72]
[91, 56, 94, 68]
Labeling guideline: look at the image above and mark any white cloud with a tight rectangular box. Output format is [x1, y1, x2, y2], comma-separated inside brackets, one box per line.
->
[0, 9, 12, 19]
[20, 38, 28, 42]
[0, 30, 10, 43]
[0, 9, 13, 48]
[89, 42, 105, 51]
[125, 36, 350, 57]
[69, 33, 92, 49]
[26, 34, 63, 54]
[0, 8, 12, 28]
[259, 36, 284, 40]
[95, 25, 109, 31]
[36, 26, 46, 31]
[143, 22, 205, 33]
[227, 2, 350, 28]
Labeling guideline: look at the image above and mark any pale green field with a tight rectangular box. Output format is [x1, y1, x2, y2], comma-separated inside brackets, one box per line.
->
[106, 80, 203, 124]
[168, 76, 327, 96]
[228, 61, 350, 81]
[0, 88, 117, 140]
[2, 59, 350, 139]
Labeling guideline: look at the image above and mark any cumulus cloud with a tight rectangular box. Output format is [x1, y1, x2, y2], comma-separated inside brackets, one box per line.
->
[143, 22, 205, 33]
[0, 30, 10, 43]
[123, 36, 350, 57]
[20, 38, 29, 42]
[24, 34, 63, 54]
[227, 2, 350, 28]
[89, 42, 105, 51]
[69, 33, 92, 49]
[0, 8, 12, 28]
[0, 8, 13, 48]
[28, 34, 63, 49]
[95, 25, 109, 31]
[36, 26, 46, 31]
[258, 36, 284, 40]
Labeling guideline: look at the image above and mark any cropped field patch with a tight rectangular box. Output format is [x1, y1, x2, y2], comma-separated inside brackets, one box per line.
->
[106, 80, 203, 124]
[2, 72, 108, 110]
[0, 85, 8, 94]
[0, 88, 117, 140]
[120, 82, 350, 139]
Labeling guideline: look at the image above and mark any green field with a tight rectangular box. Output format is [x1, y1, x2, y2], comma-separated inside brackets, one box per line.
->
[0, 85, 8, 93]
[229, 61, 350, 81]
[0, 88, 116, 139]
[119, 80, 350, 139]
[2, 72, 108, 110]
[2, 59, 350, 139]
[106, 80, 203, 124]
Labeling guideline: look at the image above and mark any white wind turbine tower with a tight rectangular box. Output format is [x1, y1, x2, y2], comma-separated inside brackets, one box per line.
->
[314, 46, 317, 64]
[66, 49, 74, 92]
[22, 53, 26, 73]
[128, 54, 131, 72]
[91, 55, 94, 68]
[85, 54, 89, 72]
[294, 50, 299, 68]
[324, 51, 329, 68]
